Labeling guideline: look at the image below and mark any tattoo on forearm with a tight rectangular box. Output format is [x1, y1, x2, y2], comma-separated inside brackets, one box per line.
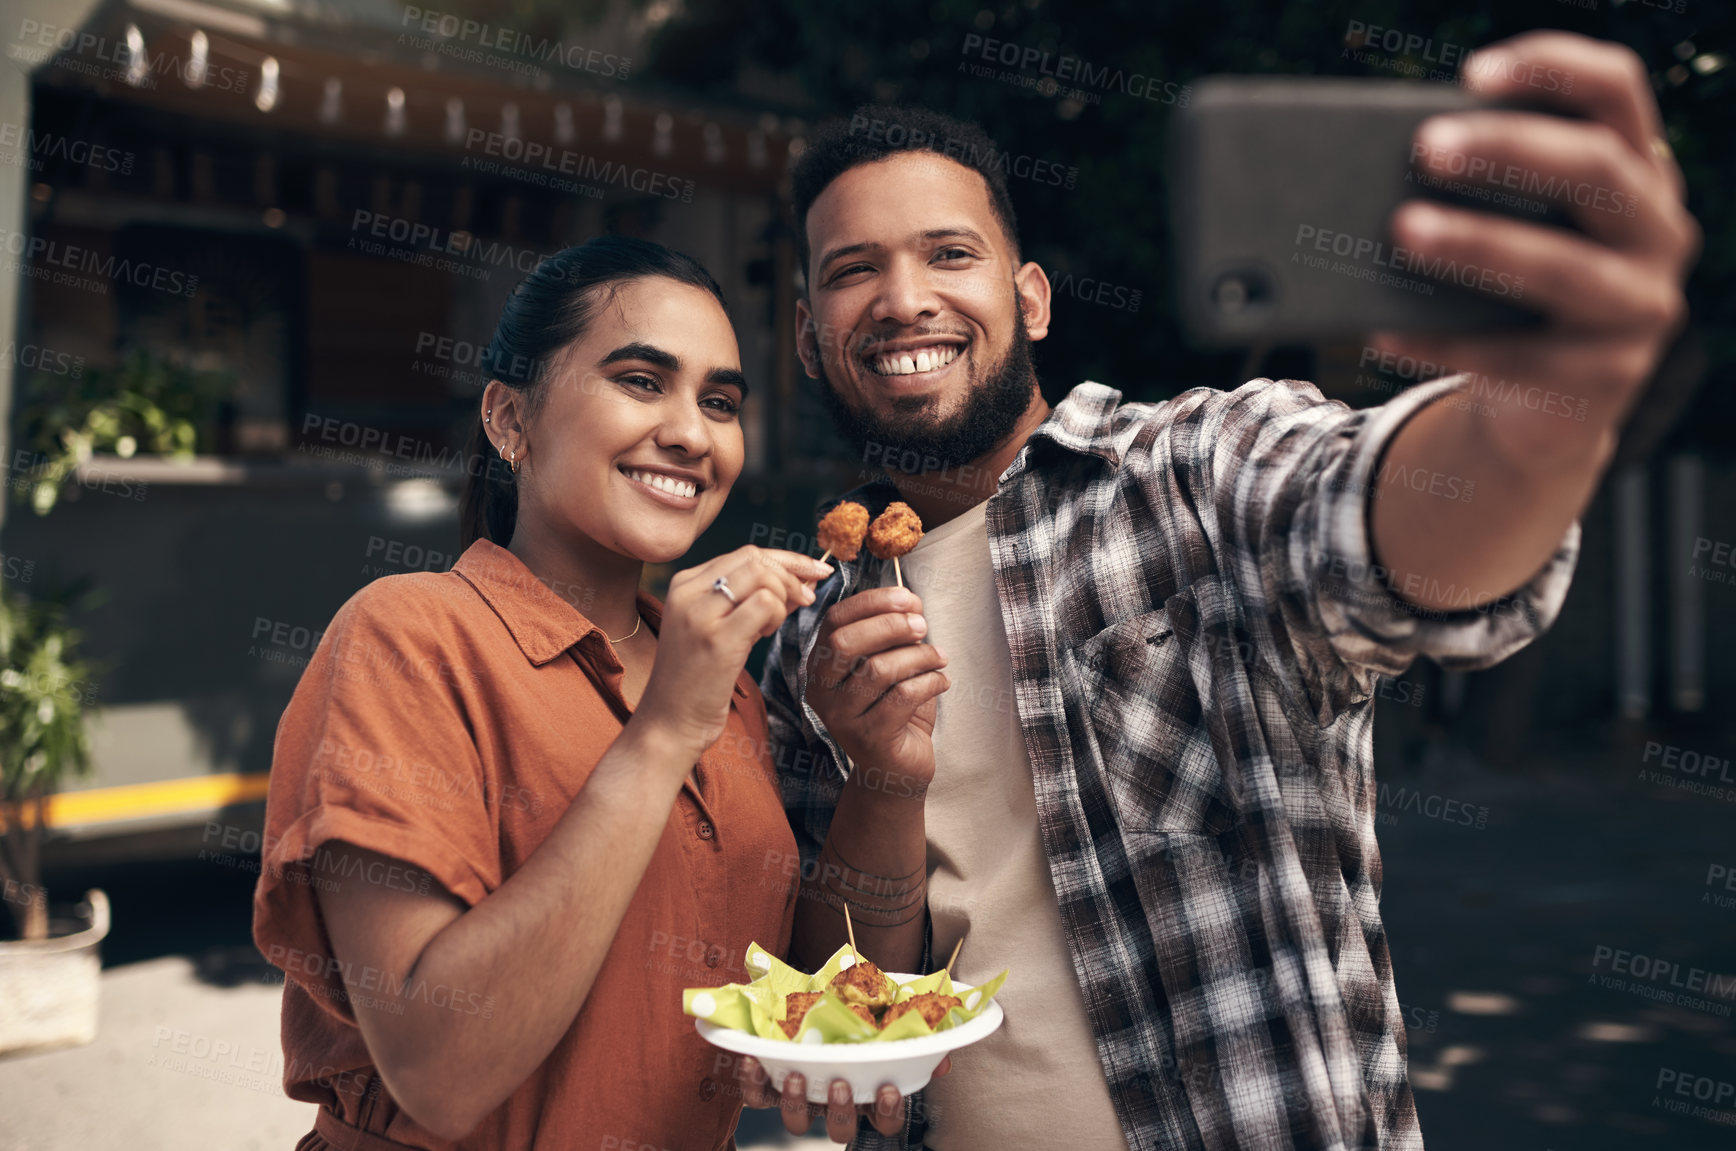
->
[802, 837, 928, 928]
[803, 883, 928, 928]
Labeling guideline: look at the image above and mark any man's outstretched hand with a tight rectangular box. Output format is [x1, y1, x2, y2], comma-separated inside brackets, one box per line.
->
[1375, 30, 1700, 461]
[1366, 30, 1701, 614]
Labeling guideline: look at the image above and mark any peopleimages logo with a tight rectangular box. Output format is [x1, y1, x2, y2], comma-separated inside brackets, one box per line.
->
[347, 210, 570, 282]
[0, 226, 198, 297]
[411, 331, 551, 387]
[1589, 944, 1736, 1017]
[0, 121, 134, 174]
[1341, 19, 1575, 93]
[1653, 1068, 1736, 1127]
[1294, 223, 1526, 299]
[265, 943, 496, 1019]
[462, 130, 693, 202]
[1342, 21, 1472, 69]
[12, 18, 251, 93]
[1408, 140, 1639, 218]
[3, 339, 84, 378]
[1376, 782, 1487, 828]
[958, 33, 1190, 106]
[845, 114, 1080, 190]
[1354, 347, 1591, 422]
[1705, 863, 1736, 911]
[398, 6, 629, 79]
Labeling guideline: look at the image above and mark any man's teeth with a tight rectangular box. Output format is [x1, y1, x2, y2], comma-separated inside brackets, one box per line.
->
[625, 468, 697, 498]
[870, 345, 961, 376]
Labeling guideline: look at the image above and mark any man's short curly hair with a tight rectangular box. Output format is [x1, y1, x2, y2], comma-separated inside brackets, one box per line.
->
[790, 104, 1023, 284]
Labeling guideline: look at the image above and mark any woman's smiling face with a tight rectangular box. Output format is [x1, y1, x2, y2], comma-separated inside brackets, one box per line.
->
[513, 276, 747, 565]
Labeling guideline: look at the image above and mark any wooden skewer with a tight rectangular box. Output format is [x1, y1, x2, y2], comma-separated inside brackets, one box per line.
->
[818, 547, 833, 565]
[942, 937, 964, 977]
[843, 904, 861, 965]
[893, 555, 904, 589]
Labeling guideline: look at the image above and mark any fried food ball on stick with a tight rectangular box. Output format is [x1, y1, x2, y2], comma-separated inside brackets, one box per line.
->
[866, 501, 924, 589]
[817, 500, 870, 565]
[829, 958, 896, 1010]
[866, 502, 923, 559]
[881, 991, 963, 1030]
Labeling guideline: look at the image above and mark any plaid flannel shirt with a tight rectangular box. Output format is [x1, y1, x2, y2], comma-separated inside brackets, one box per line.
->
[759, 377, 1577, 1151]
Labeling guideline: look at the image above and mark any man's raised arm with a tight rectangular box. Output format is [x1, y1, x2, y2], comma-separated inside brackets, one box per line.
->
[1366, 31, 1699, 613]
[759, 586, 949, 975]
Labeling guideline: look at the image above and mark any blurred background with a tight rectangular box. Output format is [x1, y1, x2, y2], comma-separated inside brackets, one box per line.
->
[0, 0, 1731, 1147]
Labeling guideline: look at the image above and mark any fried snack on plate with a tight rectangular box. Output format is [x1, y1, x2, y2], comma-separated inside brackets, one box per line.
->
[829, 958, 895, 1009]
[779, 990, 824, 1038]
[866, 502, 923, 560]
[779, 988, 878, 1036]
[882, 992, 963, 1029]
[817, 501, 870, 563]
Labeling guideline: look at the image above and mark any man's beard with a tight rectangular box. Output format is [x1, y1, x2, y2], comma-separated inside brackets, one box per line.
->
[817, 310, 1037, 474]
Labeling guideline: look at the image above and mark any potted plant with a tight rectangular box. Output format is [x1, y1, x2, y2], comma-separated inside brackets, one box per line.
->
[0, 579, 107, 1054]
[0, 348, 217, 1054]
[12, 348, 225, 516]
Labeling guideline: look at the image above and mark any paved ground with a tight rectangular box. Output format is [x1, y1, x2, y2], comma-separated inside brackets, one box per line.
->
[0, 856, 835, 1149]
[1375, 740, 1736, 1149]
[0, 954, 833, 1151]
[1, 738, 1731, 1150]
[0, 956, 317, 1151]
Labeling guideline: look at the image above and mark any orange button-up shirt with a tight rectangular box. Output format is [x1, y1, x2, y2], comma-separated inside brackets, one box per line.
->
[253, 539, 798, 1151]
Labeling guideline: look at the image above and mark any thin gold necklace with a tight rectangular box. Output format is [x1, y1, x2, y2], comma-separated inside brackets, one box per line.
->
[605, 612, 643, 644]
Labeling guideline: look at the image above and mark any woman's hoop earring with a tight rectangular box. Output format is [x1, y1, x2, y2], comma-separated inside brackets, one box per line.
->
[508, 448, 518, 475]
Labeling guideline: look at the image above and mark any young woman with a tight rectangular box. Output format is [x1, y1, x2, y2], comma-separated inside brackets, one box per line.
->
[252, 236, 901, 1149]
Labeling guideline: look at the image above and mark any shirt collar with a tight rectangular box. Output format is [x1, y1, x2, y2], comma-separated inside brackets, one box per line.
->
[1009, 380, 1126, 480]
[818, 475, 904, 519]
[452, 539, 663, 669]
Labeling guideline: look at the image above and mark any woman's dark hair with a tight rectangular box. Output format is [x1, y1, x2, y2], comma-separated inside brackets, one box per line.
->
[460, 235, 727, 549]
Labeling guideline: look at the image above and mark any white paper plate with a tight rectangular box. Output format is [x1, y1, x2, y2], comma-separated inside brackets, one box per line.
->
[693, 972, 1004, 1105]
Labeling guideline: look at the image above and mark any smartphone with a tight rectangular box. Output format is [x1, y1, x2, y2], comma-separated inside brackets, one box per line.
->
[1169, 76, 1559, 345]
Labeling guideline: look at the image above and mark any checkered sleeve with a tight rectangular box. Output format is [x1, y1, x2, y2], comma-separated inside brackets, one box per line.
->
[1199, 375, 1578, 724]
[1308, 375, 1579, 670]
[759, 611, 840, 882]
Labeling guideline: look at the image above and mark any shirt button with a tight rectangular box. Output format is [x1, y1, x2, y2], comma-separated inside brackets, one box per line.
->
[697, 820, 715, 840]
[699, 1077, 718, 1101]
[706, 946, 724, 968]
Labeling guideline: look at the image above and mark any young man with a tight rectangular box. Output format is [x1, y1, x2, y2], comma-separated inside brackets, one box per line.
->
[746, 30, 1698, 1150]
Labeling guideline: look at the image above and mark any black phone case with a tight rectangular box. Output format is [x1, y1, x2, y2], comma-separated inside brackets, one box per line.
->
[1169, 76, 1554, 345]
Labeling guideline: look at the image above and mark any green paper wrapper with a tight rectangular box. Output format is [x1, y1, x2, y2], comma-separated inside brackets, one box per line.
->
[683, 941, 1008, 1044]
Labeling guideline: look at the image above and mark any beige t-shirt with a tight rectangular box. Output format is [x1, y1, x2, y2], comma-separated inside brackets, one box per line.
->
[875, 497, 1130, 1151]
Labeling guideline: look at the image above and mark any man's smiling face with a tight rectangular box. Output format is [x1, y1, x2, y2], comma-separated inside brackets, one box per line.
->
[796, 150, 1051, 469]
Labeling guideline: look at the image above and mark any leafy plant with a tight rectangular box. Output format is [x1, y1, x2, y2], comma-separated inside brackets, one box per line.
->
[13, 349, 227, 515]
[0, 583, 94, 941]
